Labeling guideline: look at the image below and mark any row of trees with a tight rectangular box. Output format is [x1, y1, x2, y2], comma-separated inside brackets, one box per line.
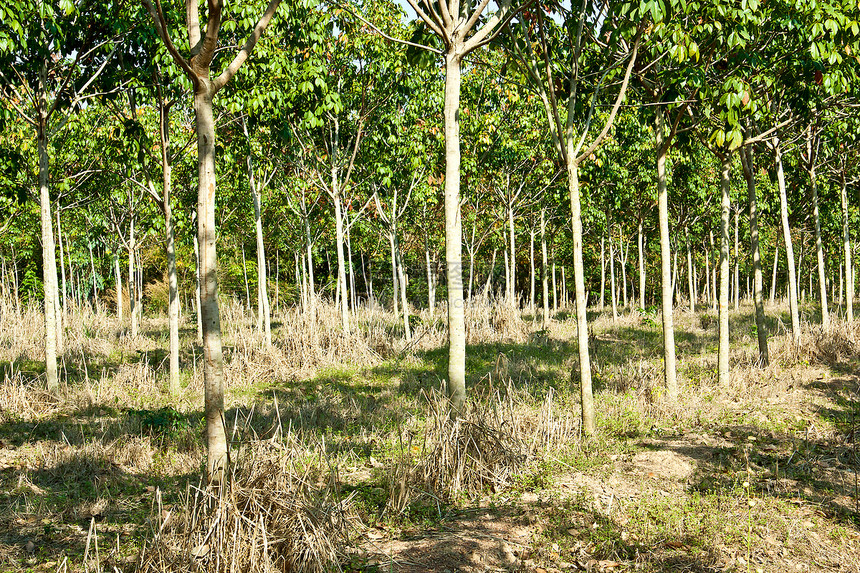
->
[1, 0, 859, 480]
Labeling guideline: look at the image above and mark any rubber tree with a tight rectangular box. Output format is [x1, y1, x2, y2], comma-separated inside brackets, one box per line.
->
[142, 0, 282, 484]
[0, 0, 120, 392]
[507, 5, 641, 433]
[402, 0, 526, 412]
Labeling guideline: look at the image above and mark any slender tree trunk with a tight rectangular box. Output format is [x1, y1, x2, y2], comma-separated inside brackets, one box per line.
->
[159, 106, 181, 392]
[444, 51, 467, 411]
[397, 239, 411, 340]
[656, 109, 677, 399]
[88, 242, 97, 311]
[609, 228, 617, 321]
[37, 114, 59, 391]
[529, 229, 536, 313]
[685, 225, 695, 315]
[733, 206, 739, 311]
[770, 243, 779, 305]
[638, 219, 645, 310]
[246, 141, 271, 345]
[541, 208, 550, 326]
[57, 208, 67, 316]
[426, 239, 436, 315]
[508, 202, 516, 309]
[710, 231, 717, 312]
[305, 217, 316, 325]
[774, 139, 800, 342]
[567, 160, 594, 433]
[704, 239, 711, 307]
[241, 244, 251, 312]
[333, 191, 350, 333]
[552, 259, 557, 312]
[840, 169, 854, 323]
[195, 84, 227, 483]
[810, 160, 829, 329]
[129, 214, 138, 337]
[621, 240, 629, 309]
[193, 232, 203, 345]
[390, 232, 399, 319]
[115, 252, 123, 321]
[348, 222, 357, 314]
[718, 154, 732, 385]
[742, 146, 769, 366]
[599, 233, 606, 309]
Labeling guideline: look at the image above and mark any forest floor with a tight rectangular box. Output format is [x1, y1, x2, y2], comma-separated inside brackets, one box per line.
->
[0, 299, 858, 573]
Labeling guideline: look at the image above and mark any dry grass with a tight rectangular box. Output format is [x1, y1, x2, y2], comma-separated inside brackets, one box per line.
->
[0, 294, 858, 572]
[140, 440, 352, 573]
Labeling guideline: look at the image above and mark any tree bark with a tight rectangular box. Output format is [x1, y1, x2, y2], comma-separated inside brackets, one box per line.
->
[529, 228, 536, 313]
[159, 103, 181, 393]
[609, 227, 618, 321]
[770, 243, 779, 305]
[741, 146, 769, 366]
[774, 138, 800, 342]
[195, 84, 228, 483]
[599, 233, 606, 309]
[129, 214, 138, 337]
[115, 253, 123, 321]
[638, 219, 645, 310]
[333, 187, 350, 333]
[244, 120, 271, 345]
[718, 154, 732, 386]
[685, 225, 695, 315]
[656, 108, 677, 399]
[733, 205, 739, 311]
[840, 168, 854, 323]
[566, 162, 594, 434]
[807, 132, 829, 329]
[37, 111, 59, 392]
[541, 208, 550, 326]
[444, 51, 466, 411]
[57, 208, 67, 315]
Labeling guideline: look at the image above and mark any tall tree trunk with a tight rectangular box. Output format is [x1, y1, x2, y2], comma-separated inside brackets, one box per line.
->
[508, 202, 516, 309]
[426, 238, 436, 315]
[57, 208, 67, 315]
[552, 259, 557, 312]
[397, 240, 411, 340]
[193, 233, 203, 345]
[840, 169, 854, 323]
[541, 208, 550, 326]
[733, 206, 739, 311]
[444, 51, 467, 411]
[482, 249, 496, 299]
[770, 243, 779, 305]
[656, 109, 677, 399]
[774, 139, 800, 342]
[685, 225, 695, 315]
[246, 135, 271, 345]
[710, 231, 717, 312]
[88, 242, 97, 311]
[566, 160, 595, 434]
[741, 146, 769, 366]
[529, 229, 536, 313]
[305, 216, 316, 325]
[390, 232, 399, 319]
[718, 154, 732, 385]
[609, 227, 618, 321]
[621, 240, 629, 309]
[333, 191, 350, 333]
[348, 221, 357, 313]
[129, 214, 138, 337]
[241, 244, 251, 312]
[114, 253, 123, 321]
[195, 84, 227, 483]
[638, 219, 645, 310]
[159, 104, 180, 393]
[37, 113, 59, 391]
[599, 233, 606, 309]
[809, 154, 829, 330]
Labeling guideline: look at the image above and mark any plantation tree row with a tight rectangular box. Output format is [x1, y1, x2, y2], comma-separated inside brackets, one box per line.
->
[1, 0, 859, 480]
